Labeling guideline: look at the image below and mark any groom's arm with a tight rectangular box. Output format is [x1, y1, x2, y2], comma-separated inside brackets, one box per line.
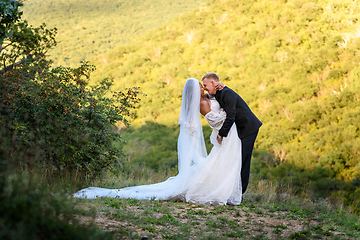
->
[218, 89, 237, 138]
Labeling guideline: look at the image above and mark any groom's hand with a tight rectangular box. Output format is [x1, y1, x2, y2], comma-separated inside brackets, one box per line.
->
[217, 134, 223, 144]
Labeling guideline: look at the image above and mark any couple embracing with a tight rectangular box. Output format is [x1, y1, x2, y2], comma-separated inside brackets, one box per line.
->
[74, 72, 262, 205]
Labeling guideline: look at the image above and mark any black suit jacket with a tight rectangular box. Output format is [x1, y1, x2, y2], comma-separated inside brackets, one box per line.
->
[215, 86, 262, 139]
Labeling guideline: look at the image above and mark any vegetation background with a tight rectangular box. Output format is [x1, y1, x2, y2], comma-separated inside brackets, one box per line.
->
[22, 0, 360, 212]
[22, 0, 208, 67]
[1, 0, 360, 238]
[87, 0, 360, 192]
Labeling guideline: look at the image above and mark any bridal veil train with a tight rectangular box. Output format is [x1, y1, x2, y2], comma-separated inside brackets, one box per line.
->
[74, 78, 242, 205]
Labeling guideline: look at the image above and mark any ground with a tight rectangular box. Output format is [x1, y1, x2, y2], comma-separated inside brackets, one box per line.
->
[74, 195, 357, 240]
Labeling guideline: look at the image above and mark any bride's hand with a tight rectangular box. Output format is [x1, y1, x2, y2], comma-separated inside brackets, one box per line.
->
[215, 82, 225, 91]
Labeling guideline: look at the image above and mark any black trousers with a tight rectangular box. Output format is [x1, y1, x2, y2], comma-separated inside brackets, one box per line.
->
[241, 130, 259, 194]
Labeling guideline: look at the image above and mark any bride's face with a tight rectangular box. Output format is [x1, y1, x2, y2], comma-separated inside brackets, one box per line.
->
[199, 82, 205, 98]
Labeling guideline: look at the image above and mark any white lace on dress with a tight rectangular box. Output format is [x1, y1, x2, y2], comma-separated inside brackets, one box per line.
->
[205, 99, 226, 130]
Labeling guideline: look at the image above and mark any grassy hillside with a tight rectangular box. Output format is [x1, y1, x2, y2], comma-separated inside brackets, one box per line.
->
[4, 1, 359, 237]
[88, 0, 360, 185]
[21, 0, 208, 67]
[18, 0, 360, 210]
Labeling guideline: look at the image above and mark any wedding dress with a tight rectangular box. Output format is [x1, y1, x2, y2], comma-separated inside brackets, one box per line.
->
[73, 78, 242, 205]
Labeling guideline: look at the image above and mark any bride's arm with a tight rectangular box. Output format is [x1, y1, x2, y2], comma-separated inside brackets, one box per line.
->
[205, 110, 226, 130]
[204, 101, 226, 130]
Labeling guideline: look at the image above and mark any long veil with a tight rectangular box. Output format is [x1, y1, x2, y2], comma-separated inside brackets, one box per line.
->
[73, 78, 207, 200]
[177, 78, 207, 180]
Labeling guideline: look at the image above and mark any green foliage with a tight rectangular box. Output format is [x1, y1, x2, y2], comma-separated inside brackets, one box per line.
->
[17, 0, 360, 213]
[0, 0, 23, 44]
[119, 121, 179, 172]
[21, 0, 208, 67]
[0, 1, 143, 178]
[118, 121, 213, 173]
[0, 173, 115, 240]
[1, 60, 142, 177]
[1, 0, 57, 74]
[81, 0, 360, 184]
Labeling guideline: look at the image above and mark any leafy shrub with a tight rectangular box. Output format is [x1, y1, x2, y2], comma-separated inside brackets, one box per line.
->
[0, 1, 142, 178]
[326, 67, 350, 80]
[1, 60, 142, 178]
[0, 173, 115, 240]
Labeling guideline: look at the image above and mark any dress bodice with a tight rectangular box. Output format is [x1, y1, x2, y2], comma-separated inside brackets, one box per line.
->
[204, 99, 226, 130]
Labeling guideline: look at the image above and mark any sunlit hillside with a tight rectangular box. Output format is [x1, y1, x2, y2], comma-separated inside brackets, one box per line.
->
[3, 2, 360, 237]
[22, 0, 208, 67]
[89, 0, 360, 182]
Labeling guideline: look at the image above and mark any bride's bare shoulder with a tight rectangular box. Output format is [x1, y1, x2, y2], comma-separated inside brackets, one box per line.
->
[200, 98, 211, 116]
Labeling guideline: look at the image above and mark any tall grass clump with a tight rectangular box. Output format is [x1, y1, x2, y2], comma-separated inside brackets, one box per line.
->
[250, 151, 360, 214]
[0, 171, 115, 240]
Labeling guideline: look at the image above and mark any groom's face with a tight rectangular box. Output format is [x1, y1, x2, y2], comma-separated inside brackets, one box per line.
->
[202, 78, 216, 95]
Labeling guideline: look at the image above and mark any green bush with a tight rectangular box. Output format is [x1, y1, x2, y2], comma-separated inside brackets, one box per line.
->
[0, 173, 115, 240]
[0, 1, 142, 178]
[0, 60, 142, 178]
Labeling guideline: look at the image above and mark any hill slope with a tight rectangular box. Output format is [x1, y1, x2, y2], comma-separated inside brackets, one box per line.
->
[89, 0, 360, 181]
[22, 0, 208, 66]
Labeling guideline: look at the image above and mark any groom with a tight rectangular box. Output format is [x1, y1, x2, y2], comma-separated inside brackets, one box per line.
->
[202, 72, 262, 194]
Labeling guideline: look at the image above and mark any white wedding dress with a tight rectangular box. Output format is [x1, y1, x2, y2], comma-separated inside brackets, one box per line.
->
[74, 78, 242, 205]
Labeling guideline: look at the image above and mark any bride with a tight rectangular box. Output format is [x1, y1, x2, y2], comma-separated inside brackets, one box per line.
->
[74, 78, 242, 205]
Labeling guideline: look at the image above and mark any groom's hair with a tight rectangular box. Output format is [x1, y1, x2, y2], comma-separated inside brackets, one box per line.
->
[202, 72, 220, 82]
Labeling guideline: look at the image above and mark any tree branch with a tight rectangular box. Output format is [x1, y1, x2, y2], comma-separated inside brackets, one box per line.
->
[0, 42, 15, 53]
[0, 53, 45, 75]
